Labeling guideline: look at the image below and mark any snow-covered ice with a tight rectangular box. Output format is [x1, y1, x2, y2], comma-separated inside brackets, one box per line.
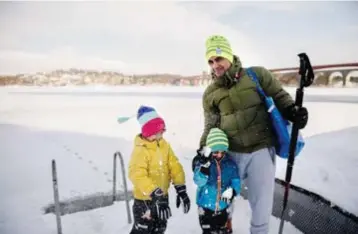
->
[1, 86, 358, 234]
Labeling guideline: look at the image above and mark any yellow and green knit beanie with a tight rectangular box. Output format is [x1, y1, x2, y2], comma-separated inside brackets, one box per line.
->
[206, 128, 229, 152]
[205, 35, 234, 63]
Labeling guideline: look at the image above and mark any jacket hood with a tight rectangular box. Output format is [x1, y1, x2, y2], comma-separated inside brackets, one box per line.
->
[134, 134, 165, 150]
[211, 55, 244, 88]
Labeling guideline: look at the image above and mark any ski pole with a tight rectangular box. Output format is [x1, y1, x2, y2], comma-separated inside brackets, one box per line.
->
[278, 53, 314, 234]
[52, 159, 63, 234]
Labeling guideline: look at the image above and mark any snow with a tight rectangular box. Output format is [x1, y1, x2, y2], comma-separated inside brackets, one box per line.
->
[1, 86, 358, 234]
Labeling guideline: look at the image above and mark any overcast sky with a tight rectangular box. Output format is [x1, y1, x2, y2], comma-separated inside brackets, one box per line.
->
[0, 1, 357, 75]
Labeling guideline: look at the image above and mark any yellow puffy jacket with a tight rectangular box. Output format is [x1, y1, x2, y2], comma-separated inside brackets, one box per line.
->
[128, 134, 186, 200]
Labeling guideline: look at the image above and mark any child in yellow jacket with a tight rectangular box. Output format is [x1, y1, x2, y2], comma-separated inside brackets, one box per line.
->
[128, 105, 190, 234]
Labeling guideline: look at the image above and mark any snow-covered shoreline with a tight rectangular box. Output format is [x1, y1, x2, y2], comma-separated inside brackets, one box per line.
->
[2, 85, 358, 96]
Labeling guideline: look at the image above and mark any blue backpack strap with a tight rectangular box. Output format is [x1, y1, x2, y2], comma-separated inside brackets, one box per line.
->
[246, 67, 267, 98]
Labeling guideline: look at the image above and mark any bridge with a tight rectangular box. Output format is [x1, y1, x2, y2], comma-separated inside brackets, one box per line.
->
[270, 62, 358, 87]
[185, 62, 358, 87]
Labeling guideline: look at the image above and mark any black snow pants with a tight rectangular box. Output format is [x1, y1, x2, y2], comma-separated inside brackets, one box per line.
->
[129, 199, 168, 234]
[198, 206, 229, 234]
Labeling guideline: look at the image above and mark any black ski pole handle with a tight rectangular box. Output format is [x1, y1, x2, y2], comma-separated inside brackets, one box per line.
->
[298, 53, 314, 88]
[294, 53, 315, 108]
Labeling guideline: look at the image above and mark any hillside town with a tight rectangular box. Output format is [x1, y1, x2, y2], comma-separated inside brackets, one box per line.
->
[0, 68, 357, 87]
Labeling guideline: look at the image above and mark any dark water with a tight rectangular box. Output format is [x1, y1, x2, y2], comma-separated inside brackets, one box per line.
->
[241, 177, 358, 234]
[43, 189, 133, 216]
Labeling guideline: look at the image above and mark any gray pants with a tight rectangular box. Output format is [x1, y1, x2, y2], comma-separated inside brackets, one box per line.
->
[229, 147, 276, 234]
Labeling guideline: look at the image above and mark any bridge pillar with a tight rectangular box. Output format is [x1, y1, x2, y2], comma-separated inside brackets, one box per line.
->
[344, 70, 358, 87]
[328, 70, 353, 87]
[341, 70, 351, 87]
[313, 71, 329, 86]
[328, 71, 346, 87]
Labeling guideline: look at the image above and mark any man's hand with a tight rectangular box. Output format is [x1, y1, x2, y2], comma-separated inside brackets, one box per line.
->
[284, 104, 308, 129]
[294, 106, 308, 129]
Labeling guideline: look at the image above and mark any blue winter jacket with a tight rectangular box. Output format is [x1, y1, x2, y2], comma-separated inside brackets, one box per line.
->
[193, 155, 241, 211]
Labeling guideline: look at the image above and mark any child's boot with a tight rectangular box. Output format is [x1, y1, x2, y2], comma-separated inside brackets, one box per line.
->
[226, 218, 232, 233]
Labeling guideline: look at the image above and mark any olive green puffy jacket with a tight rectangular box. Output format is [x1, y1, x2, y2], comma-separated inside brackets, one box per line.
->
[199, 55, 294, 153]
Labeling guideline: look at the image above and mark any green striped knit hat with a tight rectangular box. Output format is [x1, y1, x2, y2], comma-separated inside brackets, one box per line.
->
[206, 128, 229, 152]
[205, 35, 234, 63]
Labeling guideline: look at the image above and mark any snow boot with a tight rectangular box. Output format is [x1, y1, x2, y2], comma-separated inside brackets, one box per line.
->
[226, 218, 232, 233]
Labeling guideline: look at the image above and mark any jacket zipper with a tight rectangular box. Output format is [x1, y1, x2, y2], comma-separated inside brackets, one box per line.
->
[156, 140, 165, 194]
[215, 160, 222, 214]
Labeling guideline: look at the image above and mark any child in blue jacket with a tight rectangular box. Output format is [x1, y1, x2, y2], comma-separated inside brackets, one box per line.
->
[192, 128, 241, 234]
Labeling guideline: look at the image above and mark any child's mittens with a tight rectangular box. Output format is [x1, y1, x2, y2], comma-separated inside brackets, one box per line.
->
[151, 188, 172, 220]
[199, 146, 212, 158]
[198, 146, 212, 175]
[199, 161, 211, 175]
[175, 184, 190, 214]
[192, 146, 212, 172]
[221, 187, 236, 204]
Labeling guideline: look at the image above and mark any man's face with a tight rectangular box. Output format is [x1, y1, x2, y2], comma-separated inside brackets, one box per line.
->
[208, 56, 231, 77]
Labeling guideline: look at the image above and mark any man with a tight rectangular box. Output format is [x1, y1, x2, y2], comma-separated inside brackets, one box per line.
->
[196, 35, 308, 234]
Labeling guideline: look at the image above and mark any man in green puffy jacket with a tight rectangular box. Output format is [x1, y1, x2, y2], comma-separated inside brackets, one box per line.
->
[197, 35, 308, 234]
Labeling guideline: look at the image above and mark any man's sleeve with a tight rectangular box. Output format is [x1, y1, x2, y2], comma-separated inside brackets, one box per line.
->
[199, 90, 220, 147]
[230, 163, 241, 196]
[254, 66, 295, 113]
